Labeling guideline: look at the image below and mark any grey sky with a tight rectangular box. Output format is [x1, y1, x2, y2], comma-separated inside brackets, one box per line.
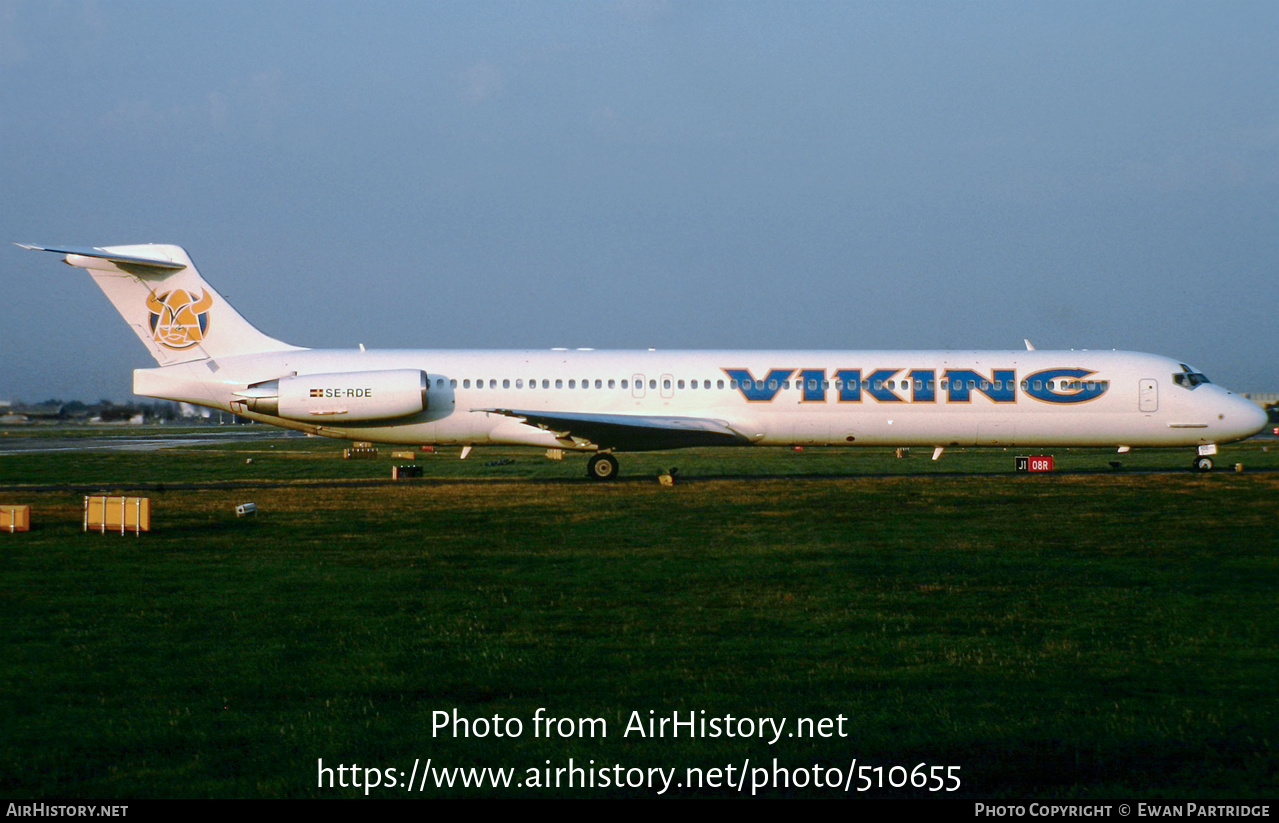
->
[2, 0, 1275, 402]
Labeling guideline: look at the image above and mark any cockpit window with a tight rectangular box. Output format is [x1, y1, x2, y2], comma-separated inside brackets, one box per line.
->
[1173, 365, 1211, 390]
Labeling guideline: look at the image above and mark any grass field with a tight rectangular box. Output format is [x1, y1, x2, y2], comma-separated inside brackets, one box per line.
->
[1, 430, 1277, 798]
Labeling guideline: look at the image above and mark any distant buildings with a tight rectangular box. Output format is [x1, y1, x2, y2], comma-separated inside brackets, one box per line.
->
[1241, 392, 1279, 409]
[0, 399, 181, 425]
[0, 402, 66, 422]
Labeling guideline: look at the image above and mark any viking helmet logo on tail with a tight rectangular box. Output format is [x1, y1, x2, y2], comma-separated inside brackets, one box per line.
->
[146, 289, 213, 349]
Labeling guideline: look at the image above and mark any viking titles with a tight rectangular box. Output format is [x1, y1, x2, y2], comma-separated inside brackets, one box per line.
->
[721, 367, 1109, 406]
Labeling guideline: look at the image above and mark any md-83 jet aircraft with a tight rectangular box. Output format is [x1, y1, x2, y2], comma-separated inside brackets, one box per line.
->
[19, 243, 1268, 479]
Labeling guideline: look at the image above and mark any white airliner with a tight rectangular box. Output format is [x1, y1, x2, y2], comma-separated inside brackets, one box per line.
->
[19, 243, 1268, 479]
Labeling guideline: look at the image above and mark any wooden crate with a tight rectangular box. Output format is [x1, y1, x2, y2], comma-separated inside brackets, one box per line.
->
[84, 496, 151, 534]
[2, 505, 30, 533]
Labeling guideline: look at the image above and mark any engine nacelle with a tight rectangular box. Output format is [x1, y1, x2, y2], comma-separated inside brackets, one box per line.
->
[236, 369, 429, 422]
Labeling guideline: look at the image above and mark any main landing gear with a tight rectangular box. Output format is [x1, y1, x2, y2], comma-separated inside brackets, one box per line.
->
[586, 453, 620, 481]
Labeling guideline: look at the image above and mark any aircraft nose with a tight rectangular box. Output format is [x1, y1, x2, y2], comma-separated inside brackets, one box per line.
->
[1230, 395, 1269, 441]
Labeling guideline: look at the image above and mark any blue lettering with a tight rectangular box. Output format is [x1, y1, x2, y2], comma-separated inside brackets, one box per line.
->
[834, 369, 861, 402]
[798, 368, 826, 402]
[864, 369, 904, 402]
[909, 369, 936, 403]
[1023, 368, 1107, 404]
[944, 369, 1016, 403]
[723, 368, 796, 402]
[715, 365, 1108, 405]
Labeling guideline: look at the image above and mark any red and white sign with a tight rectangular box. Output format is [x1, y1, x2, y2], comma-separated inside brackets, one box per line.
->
[1016, 455, 1055, 472]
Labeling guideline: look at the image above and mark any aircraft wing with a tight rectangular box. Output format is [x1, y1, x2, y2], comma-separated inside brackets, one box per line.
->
[479, 408, 752, 451]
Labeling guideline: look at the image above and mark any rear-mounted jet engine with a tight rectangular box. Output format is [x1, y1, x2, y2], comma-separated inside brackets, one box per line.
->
[235, 369, 428, 422]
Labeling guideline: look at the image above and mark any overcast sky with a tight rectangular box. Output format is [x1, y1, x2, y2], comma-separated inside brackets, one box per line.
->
[2, 0, 1275, 402]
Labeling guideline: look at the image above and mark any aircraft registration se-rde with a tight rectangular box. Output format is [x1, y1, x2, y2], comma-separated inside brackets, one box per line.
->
[20, 243, 1267, 479]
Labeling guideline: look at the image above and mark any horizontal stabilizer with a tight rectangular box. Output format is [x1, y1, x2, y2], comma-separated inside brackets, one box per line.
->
[15, 243, 186, 271]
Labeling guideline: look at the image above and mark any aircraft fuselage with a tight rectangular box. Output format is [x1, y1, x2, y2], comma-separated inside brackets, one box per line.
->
[134, 347, 1266, 452]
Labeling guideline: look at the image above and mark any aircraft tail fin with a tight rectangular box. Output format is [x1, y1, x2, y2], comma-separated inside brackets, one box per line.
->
[17, 243, 302, 366]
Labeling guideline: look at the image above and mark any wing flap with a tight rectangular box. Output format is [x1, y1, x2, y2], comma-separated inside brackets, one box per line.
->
[479, 408, 751, 451]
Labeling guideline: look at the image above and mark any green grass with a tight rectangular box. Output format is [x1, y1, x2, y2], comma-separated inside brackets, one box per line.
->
[1, 432, 1277, 797]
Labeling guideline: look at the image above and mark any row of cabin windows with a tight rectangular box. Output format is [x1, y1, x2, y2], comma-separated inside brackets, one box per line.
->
[458, 378, 638, 390]
[454, 378, 718, 390]
[441, 377, 1110, 392]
